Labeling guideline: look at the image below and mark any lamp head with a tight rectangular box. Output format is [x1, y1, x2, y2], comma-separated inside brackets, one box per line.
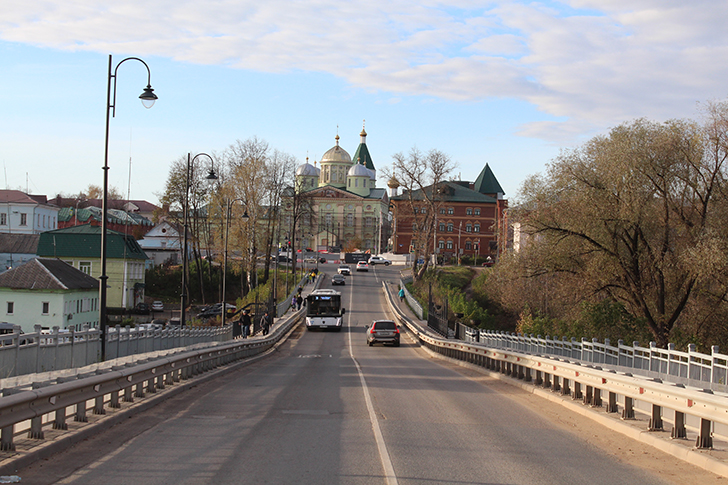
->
[140, 85, 158, 109]
[206, 169, 219, 181]
[241, 211, 250, 222]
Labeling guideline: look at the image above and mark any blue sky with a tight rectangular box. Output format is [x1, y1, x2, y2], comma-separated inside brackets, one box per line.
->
[1, 1, 727, 206]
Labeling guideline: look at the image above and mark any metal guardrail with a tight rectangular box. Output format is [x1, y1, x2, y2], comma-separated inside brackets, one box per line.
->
[0, 307, 307, 458]
[381, 281, 728, 454]
[471, 330, 728, 394]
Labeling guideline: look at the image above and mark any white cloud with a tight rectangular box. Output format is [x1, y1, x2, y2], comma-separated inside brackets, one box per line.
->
[2, 0, 727, 144]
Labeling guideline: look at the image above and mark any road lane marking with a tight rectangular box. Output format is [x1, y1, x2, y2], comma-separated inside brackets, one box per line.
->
[346, 277, 398, 485]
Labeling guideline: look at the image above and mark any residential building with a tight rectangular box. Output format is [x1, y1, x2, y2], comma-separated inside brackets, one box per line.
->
[36, 225, 148, 310]
[0, 233, 40, 272]
[285, 126, 389, 252]
[390, 163, 508, 260]
[0, 190, 60, 235]
[137, 219, 183, 266]
[0, 258, 99, 333]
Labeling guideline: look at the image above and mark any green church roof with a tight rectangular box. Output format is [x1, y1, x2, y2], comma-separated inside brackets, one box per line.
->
[36, 224, 148, 260]
[352, 143, 375, 171]
[473, 163, 504, 195]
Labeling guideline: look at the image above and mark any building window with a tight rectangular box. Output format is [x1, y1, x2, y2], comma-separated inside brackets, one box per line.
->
[438, 240, 445, 249]
[19, 213, 27, 226]
[474, 208, 481, 216]
[439, 208, 446, 214]
[325, 213, 332, 225]
[6, 302, 13, 315]
[413, 222, 418, 231]
[447, 223, 453, 232]
[42, 302, 49, 315]
[446, 240, 453, 249]
[79, 261, 92, 275]
[439, 222, 445, 231]
[474, 224, 480, 233]
[421, 208, 426, 214]
[365, 217, 373, 228]
[466, 208, 473, 215]
[0, 213, 5, 225]
[465, 241, 472, 250]
[466, 223, 472, 232]
[346, 213, 354, 227]
[447, 207, 454, 215]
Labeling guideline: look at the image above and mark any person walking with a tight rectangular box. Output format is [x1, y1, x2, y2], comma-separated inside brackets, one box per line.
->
[398, 287, 405, 303]
[291, 295, 297, 312]
[260, 311, 270, 336]
[232, 313, 242, 339]
[241, 309, 252, 338]
[297, 294, 303, 310]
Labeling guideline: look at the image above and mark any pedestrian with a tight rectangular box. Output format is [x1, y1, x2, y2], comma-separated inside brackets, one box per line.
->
[398, 287, 405, 303]
[261, 311, 270, 335]
[233, 313, 242, 339]
[241, 309, 252, 338]
[297, 286, 302, 298]
[291, 295, 297, 312]
[297, 295, 303, 310]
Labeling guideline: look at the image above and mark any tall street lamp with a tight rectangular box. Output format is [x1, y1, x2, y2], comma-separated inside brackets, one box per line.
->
[221, 198, 248, 328]
[100, 54, 157, 360]
[181, 152, 219, 328]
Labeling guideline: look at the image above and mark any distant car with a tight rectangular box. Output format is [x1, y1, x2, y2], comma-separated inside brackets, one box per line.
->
[331, 274, 346, 285]
[133, 302, 150, 315]
[318, 257, 327, 263]
[366, 320, 400, 347]
[356, 261, 369, 272]
[304, 257, 317, 264]
[338, 265, 351, 275]
[151, 301, 164, 312]
[368, 256, 391, 266]
[196, 302, 236, 319]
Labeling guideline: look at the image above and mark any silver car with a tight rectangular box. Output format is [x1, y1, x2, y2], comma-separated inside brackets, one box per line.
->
[366, 320, 400, 347]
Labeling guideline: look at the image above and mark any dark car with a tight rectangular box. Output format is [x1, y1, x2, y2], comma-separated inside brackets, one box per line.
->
[331, 274, 346, 285]
[366, 320, 400, 347]
[196, 302, 236, 319]
[319, 257, 327, 263]
[133, 302, 150, 315]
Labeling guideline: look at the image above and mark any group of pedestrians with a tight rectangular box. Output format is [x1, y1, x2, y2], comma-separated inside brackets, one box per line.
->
[232, 309, 271, 339]
[291, 286, 304, 312]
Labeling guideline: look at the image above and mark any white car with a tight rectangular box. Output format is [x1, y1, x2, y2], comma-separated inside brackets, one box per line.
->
[151, 301, 164, 312]
[338, 265, 351, 275]
[356, 261, 369, 272]
[368, 256, 391, 266]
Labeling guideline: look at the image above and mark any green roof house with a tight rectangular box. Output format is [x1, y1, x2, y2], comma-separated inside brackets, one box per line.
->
[36, 225, 148, 310]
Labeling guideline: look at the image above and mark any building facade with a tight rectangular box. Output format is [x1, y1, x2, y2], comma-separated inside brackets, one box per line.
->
[36, 225, 148, 310]
[0, 190, 60, 235]
[0, 258, 99, 333]
[286, 127, 389, 253]
[390, 163, 508, 260]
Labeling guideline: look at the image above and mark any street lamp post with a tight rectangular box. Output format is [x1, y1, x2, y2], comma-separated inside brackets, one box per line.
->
[180, 153, 218, 329]
[221, 198, 248, 328]
[100, 54, 157, 360]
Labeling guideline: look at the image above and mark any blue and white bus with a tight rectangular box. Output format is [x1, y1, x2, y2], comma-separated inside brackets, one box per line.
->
[305, 289, 346, 331]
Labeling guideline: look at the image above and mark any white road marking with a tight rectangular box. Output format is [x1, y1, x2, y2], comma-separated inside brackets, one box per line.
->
[346, 276, 398, 485]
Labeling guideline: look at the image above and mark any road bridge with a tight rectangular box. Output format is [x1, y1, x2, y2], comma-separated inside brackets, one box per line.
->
[2, 266, 725, 484]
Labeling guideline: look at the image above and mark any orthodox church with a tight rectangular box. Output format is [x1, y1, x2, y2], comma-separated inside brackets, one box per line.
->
[288, 126, 389, 252]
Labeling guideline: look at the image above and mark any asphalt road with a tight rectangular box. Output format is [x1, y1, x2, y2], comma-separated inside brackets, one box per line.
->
[16, 265, 688, 484]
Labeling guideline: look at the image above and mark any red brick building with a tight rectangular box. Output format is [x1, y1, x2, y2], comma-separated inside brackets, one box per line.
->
[390, 164, 507, 261]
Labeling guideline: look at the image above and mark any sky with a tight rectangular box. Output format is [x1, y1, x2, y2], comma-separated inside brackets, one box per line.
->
[1, 1, 727, 206]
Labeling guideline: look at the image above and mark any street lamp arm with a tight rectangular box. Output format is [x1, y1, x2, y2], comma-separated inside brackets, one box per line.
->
[108, 56, 157, 117]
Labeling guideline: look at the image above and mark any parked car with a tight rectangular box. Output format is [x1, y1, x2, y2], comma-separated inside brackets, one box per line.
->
[368, 256, 391, 266]
[366, 320, 400, 347]
[196, 302, 236, 319]
[151, 301, 164, 312]
[318, 257, 327, 263]
[356, 261, 369, 272]
[331, 274, 346, 286]
[133, 302, 150, 315]
[338, 265, 351, 275]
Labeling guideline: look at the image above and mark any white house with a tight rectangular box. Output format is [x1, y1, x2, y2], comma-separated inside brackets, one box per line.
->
[0, 190, 60, 235]
[0, 258, 99, 333]
[137, 219, 183, 267]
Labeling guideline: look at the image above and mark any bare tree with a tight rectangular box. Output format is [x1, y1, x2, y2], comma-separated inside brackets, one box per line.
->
[383, 147, 456, 281]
